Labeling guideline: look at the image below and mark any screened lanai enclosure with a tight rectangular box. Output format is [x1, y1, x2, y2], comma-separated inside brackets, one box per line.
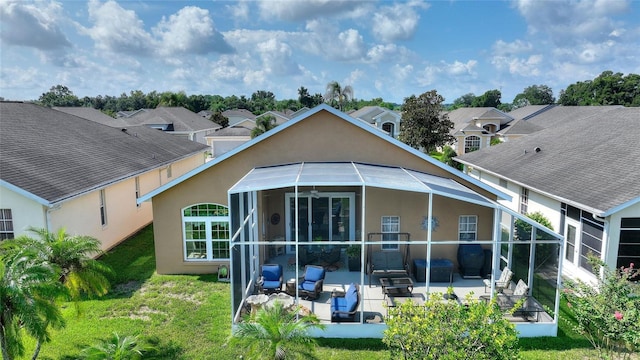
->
[228, 162, 564, 338]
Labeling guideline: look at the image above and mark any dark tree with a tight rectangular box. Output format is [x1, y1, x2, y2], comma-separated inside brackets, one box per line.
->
[471, 89, 501, 108]
[451, 93, 476, 109]
[559, 71, 640, 106]
[38, 85, 80, 107]
[251, 114, 276, 138]
[298, 86, 314, 108]
[398, 90, 455, 152]
[210, 112, 229, 128]
[513, 85, 555, 108]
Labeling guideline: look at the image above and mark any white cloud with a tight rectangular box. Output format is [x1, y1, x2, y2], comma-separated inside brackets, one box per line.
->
[445, 60, 477, 76]
[227, 0, 250, 22]
[83, 0, 155, 56]
[514, 0, 630, 45]
[154, 6, 234, 56]
[257, 0, 368, 22]
[492, 54, 542, 77]
[372, 1, 428, 42]
[492, 39, 533, 56]
[303, 19, 366, 61]
[0, 0, 71, 51]
[256, 38, 301, 76]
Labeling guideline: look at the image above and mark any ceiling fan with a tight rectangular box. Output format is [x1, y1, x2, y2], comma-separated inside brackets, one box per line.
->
[298, 188, 320, 198]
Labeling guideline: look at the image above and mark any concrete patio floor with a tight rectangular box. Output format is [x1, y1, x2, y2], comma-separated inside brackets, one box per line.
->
[255, 253, 553, 325]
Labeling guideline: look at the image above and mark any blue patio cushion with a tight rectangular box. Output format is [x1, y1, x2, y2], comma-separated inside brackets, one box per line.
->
[300, 280, 317, 292]
[262, 264, 281, 281]
[331, 283, 359, 319]
[305, 266, 325, 282]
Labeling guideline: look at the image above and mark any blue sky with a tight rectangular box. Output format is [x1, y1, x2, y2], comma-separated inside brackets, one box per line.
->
[1, 0, 639, 104]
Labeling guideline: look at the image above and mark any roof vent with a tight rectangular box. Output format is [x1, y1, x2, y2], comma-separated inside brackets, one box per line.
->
[534, 147, 541, 153]
[121, 128, 127, 132]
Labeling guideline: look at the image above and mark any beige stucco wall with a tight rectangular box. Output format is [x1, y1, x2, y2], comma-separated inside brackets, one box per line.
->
[0, 185, 47, 237]
[152, 109, 500, 274]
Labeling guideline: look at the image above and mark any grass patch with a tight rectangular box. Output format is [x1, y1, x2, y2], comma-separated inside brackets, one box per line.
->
[20, 224, 629, 359]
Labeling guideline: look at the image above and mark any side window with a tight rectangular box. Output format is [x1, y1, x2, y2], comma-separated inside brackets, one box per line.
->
[520, 187, 529, 214]
[183, 203, 230, 261]
[459, 215, 477, 241]
[381, 216, 400, 250]
[99, 189, 107, 226]
[464, 136, 480, 153]
[0, 209, 14, 240]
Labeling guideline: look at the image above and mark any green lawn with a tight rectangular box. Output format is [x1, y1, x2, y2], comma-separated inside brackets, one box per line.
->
[23, 225, 610, 359]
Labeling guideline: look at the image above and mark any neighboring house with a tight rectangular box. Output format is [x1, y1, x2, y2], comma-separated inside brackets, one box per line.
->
[53, 106, 129, 128]
[455, 106, 640, 284]
[123, 107, 221, 145]
[255, 108, 311, 126]
[139, 104, 563, 338]
[116, 109, 149, 118]
[0, 102, 209, 251]
[205, 126, 252, 158]
[222, 109, 256, 126]
[447, 107, 514, 155]
[349, 106, 401, 138]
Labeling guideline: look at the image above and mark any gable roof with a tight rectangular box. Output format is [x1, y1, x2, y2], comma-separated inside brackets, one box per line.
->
[139, 104, 510, 203]
[122, 107, 221, 132]
[498, 118, 544, 136]
[455, 107, 640, 216]
[209, 126, 252, 137]
[507, 105, 555, 120]
[447, 107, 513, 133]
[0, 102, 208, 206]
[53, 106, 129, 128]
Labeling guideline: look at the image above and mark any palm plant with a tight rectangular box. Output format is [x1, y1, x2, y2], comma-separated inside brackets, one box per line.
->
[81, 332, 151, 360]
[232, 301, 326, 359]
[323, 81, 354, 111]
[3, 227, 113, 304]
[251, 114, 277, 138]
[0, 248, 66, 360]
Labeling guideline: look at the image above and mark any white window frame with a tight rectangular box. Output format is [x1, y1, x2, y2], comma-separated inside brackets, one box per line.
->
[464, 135, 481, 153]
[99, 189, 107, 227]
[182, 203, 230, 261]
[0, 209, 14, 240]
[459, 215, 477, 241]
[520, 187, 529, 214]
[381, 216, 400, 250]
[135, 176, 141, 208]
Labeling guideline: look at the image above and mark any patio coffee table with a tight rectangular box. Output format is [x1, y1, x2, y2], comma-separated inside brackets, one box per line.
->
[379, 277, 414, 298]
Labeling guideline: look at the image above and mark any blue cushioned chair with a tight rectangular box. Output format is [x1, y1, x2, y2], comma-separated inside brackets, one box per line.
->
[298, 265, 325, 300]
[331, 283, 360, 322]
[258, 264, 283, 294]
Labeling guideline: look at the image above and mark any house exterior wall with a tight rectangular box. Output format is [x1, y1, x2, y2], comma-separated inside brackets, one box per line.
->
[0, 186, 47, 237]
[151, 110, 499, 274]
[603, 202, 640, 270]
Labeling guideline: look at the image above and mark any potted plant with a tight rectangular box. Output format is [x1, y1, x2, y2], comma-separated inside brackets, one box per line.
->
[346, 245, 361, 272]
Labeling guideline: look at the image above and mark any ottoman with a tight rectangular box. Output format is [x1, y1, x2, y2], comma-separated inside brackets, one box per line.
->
[413, 259, 454, 283]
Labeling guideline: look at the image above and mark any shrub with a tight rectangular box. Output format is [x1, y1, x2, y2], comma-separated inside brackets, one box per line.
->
[383, 293, 519, 360]
[562, 258, 639, 359]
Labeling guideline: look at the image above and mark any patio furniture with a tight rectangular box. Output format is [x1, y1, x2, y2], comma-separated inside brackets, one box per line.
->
[366, 233, 411, 286]
[257, 264, 283, 294]
[321, 246, 341, 264]
[285, 278, 296, 295]
[298, 265, 325, 300]
[331, 283, 360, 322]
[413, 258, 454, 284]
[299, 247, 318, 268]
[480, 280, 543, 321]
[379, 277, 414, 298]
[483, 267, 513, 293]
[385, 293, 425, 316]
[457, 244, 485, 278]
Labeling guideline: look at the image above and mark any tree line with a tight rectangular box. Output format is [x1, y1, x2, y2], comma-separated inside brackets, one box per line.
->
[34, 70, 638, 118]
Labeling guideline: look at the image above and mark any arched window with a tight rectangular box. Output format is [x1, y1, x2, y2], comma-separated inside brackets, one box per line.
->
[382, 122, 395, 137]
[464, 136, 481, 153]
[182, 203, 230, 261]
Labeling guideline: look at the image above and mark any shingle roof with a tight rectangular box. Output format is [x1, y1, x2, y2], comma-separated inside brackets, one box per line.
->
[507, 105, 555, 120]
[455, 107, 640, 214]
[0, 102, 209, 204]
[498, 118, 544, 135]
[123, 107, 221, 132]
[447, 107, 513, 133]
[524, 105, 622, 129]
[210, 126, 252, 136]
[53, 106, 129, 128]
